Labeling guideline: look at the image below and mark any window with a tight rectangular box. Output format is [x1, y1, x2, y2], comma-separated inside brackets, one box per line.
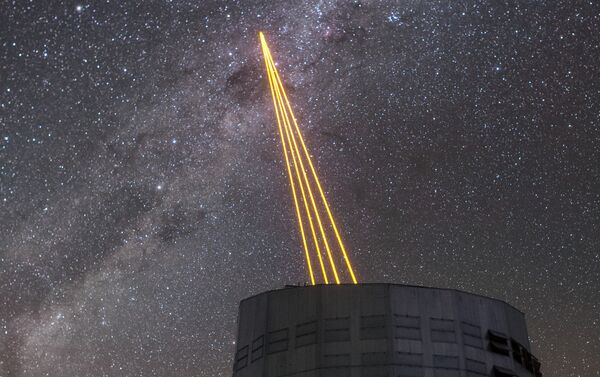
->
[488, 330, 510, 356]
[251, 335, 264, 362]
[234, 345, 248, 371]
[360, 314, 386, 340]
[433, 355, 459, 369]
[322, 353, 350, 367]
[395, 352, 423, 366]
[296, 320, 317, 347]
[394, 315, 421, 340]
[397, 365, 423, 377]
[511, 339, 522, 364]
[522, 350, 534, 372]
[461, 322, 483, 348]
[465, 358, 486, 375]
[267, 328, 288, 354]
[324, 317, 350, 342]
[493, 366, 515, 377]
[430, 318, 456, 343]
[361, 351, 387, 365]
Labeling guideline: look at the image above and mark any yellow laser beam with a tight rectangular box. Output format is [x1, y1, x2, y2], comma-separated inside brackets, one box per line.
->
[260, 32, 358, 284]
[264, 50, 341, 284]
[262, 41, 328, 284]
[261, 38, 358, 284]
[261, 38, 315, 285]
[262, 42, 331, 283]
[264, 51, 330, 284]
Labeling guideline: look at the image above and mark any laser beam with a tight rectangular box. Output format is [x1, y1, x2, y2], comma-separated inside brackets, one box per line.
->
[260, 32, 358, 284]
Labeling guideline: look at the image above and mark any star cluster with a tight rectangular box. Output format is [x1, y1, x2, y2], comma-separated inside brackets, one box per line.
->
[1, 1, 599, 376]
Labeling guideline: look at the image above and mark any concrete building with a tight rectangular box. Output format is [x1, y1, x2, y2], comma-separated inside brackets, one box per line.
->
[232, 283, 542, 377]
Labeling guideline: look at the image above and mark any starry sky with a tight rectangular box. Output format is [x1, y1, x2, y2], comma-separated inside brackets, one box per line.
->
[1, 1, 599, 376]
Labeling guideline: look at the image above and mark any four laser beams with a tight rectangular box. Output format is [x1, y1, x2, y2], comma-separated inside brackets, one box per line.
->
[260, 32, 358, 285]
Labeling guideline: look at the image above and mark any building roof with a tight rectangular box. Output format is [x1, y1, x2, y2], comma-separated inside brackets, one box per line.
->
[239, 282, 525, 315]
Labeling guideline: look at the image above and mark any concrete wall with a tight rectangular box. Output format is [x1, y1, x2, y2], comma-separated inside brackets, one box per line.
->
[232, 284, 540, 377]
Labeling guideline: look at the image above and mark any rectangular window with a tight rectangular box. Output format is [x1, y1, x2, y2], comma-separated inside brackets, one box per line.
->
[465, 358, 487, 374]
[395, 352, 423, 366]
[461, 322, 481, 336]
[296, 320, 317, 347]
[267, 328, 288, 354]
[360, 314, 386, 340]
[397, 365, 424, 377]
[396, 315, 420, 327]
[430, 318, 456, 343]
[493, 366, 516, 377]
[322, 353, 351, 367]
[251, 335, 264, 362]
[511, 339, 522, 363]
[433, 355, 459, 369]
[234, 345, 248, 371]
[488, 330, 510, 356]
[394, 314, 421, 340]
[522, 350, 534, 372]
[462, 322, 483, 349]
[430, 318, 454, 331]
[361, 351, 387, 366]
[324, 317, 350, 342]
[464, 334, 483, 348]
[431, 330, 456, 343]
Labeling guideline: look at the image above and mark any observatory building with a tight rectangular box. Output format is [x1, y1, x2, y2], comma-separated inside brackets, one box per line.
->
[231, 283, 542, 377]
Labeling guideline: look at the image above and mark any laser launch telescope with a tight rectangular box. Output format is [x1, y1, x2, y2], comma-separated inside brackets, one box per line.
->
[232, 35, 543, 377]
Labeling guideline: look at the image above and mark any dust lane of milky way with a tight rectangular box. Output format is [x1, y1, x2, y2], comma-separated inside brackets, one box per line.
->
[1, 1, 599, 376]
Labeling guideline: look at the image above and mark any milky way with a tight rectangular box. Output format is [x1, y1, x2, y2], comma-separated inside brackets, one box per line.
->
[1, 1, 599, 376]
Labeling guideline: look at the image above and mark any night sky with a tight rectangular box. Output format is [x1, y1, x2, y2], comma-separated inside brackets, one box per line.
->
[1, 1, 599, 376]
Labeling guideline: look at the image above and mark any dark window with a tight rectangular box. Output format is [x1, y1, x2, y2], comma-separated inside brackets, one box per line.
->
[396, 326, 421, 340]
[430, 318, 454, 331]
[431, 330, 456, 343]
[462, 322, 483, 348]
[324, 317, 350, 342]
[433, 355, 459, 369]
[394, 315, 421, 340]
[466, 373, 486, 377]
[511, 339, 522, 363]
[234, 345, 248, 371]
[251, 335, 264, 362]
[360, 314, 386, 340]
[395, 314, 420, 327]
[431, 318, 456, 343]
[296, 320, 317, 347]
[493, 366, 515, 377]
[522, 350, 534, 372]
[322, 353, 350, 367]
[465, 358, 487, 374]
[395, 352, 423, 366]
[267, 328, 288, 354]
[464, 334, 483, 348]
[488, 330, 510, 356]
[360, 366, 389, 377]
[461, 322, 481, 336]
[361, 351, 387, 365]
[397, 365, 424, 377]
